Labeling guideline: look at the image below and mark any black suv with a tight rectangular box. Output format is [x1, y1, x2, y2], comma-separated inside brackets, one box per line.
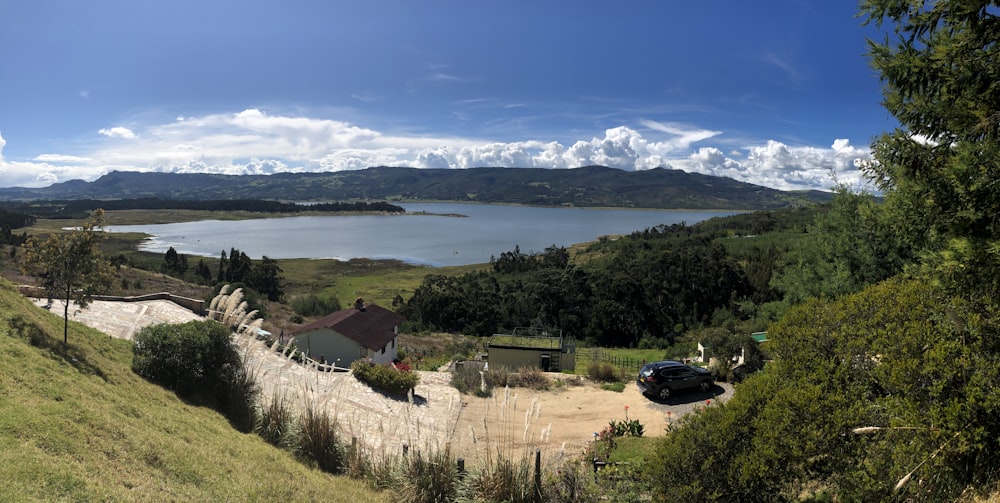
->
[637, 360, 714, 399]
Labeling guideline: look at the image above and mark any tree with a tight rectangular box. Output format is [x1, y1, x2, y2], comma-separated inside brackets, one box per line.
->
[861, 0, 1000, 297]
[248, 255, 284, 302]
[21, 209, 114, 346]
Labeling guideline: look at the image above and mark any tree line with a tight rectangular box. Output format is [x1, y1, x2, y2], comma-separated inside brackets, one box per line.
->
[0, 198, 404, 219]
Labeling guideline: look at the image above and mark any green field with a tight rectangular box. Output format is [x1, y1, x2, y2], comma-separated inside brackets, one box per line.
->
[572, 347, 679, 378]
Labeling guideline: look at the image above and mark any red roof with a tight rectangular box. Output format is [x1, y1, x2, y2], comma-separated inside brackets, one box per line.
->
[291, 304, 405, 351]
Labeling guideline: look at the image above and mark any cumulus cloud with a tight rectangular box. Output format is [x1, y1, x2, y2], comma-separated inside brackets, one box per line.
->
[0, 109, 872, 191]
[99, 126, 136, 139]
[673, 139, 872, 191]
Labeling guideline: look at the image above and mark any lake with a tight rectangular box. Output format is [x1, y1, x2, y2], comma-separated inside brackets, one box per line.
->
[109, 203, 738, 267]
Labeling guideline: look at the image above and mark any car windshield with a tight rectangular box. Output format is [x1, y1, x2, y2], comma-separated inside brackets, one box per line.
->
[640, 366, 655, 377]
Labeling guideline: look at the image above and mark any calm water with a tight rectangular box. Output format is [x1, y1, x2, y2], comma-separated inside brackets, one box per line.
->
[109, 203, 738, 267]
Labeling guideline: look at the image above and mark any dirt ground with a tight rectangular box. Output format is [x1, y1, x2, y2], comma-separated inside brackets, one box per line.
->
[30, 297, 732, 464]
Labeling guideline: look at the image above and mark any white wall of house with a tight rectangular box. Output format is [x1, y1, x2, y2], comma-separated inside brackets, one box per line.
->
[292, 328, 365, 367]
[367, 336, 398, 365]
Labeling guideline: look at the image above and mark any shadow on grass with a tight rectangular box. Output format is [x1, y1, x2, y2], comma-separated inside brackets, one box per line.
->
[8, 314, 109, 382]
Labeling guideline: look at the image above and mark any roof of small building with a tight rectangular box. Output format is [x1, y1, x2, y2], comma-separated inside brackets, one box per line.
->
[290, 303, 405, 351]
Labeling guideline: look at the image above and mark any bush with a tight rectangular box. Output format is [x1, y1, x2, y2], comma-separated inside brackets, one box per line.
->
[290, 293, 341, 317]
[132, 319, 258, 431]
[587, 361, 618, 382]
[451, 362, 485, 395]
[396, 447, 459, 503]
[255, 393, 295, 448]
[351, 359, 419, 395]
[296, 406, 346, 474]
[132, 320, 238, 397]
[508, 366, 550, 390]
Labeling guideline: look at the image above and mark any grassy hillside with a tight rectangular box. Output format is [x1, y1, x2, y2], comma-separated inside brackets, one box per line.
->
[0, 282, 386, 502]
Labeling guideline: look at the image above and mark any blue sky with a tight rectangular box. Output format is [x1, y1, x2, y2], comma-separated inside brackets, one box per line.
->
[0, 1, 891, 190]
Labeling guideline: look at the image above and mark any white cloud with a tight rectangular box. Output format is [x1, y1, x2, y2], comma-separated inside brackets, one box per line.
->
[34, 154, 92, 163]
[99, 126, 137, 139]
[0, 109, 873, 191]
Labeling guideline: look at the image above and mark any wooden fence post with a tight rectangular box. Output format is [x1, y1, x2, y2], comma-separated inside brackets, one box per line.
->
[534, 448, 542, 502]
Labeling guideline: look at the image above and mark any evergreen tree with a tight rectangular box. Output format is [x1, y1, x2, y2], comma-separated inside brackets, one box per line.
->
[861, 0, 1000, 297]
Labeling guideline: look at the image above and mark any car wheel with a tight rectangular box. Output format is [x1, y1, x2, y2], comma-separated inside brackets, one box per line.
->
[658, 387, 671, 400]
[698, 380, 711, 393]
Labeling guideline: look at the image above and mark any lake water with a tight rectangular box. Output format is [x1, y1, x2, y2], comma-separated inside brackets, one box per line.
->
[109, 203, 738, 267]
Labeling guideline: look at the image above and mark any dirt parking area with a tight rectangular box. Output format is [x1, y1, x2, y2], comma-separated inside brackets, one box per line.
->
[33, 297, 732, 463]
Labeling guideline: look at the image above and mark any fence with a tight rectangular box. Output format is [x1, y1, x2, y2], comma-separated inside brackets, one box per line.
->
[576, 348, 648, 376]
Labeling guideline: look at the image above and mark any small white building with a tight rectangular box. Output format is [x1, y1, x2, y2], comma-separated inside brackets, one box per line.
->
[288, 300, 405, 367]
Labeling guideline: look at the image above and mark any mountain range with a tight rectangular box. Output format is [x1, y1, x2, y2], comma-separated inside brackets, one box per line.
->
[0, 166, 832, 209]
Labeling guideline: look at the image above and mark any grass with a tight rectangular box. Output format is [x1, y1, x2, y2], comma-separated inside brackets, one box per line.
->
[574, 347, 671, 378]
[607, 436, 658, 464]
[0, 280, 386, 502]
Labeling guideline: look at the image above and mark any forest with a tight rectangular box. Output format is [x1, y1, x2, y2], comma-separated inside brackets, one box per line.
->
[0, 198, 404, 219]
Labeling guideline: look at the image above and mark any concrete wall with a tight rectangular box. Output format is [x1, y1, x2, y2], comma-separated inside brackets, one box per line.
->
[18, 286, 205, 315]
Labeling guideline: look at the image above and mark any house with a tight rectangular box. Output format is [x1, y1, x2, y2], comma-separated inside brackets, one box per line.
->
[288, 298, 405, 367]
[487, 327, 576, 372]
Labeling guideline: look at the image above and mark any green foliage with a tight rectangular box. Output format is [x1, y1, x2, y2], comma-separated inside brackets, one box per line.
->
[295, 407, 347, 474]
[861, 0, 1000, 297]
[160, 246, 189, 276]
[609, 418, 644, 438]
[214, 248, 284, 302]
[21, 209, 115, 345]
[290, 292, 342, 317]
[255, 394, 295, 448]
[771, 188, 911, 304]
[351, 358, 419, 395]
[396, 448, 459, 503]
[648, 279, 1000, 501]
[403, 230, 754, 346]
[600, 382, 625, 393]
[131, 319, 258, 429]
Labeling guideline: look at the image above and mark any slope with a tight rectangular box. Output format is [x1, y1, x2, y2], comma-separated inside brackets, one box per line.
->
[0, 282, 385, 502]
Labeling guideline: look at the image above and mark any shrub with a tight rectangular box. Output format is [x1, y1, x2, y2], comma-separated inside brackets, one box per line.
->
[509, 366, 550, 390]
[351, 358, 419, 395]
[132, 319, 259, 431]
[132, 320, 238, 398]
[295, 406, 346, 474]
[587, 361, 618, 382]
[290, 293, 341, 317]
[396, 447, 459, 503]
[255, 393, 295, 448]
[450, 362, 485, 395]
[465, 454, 537, 503]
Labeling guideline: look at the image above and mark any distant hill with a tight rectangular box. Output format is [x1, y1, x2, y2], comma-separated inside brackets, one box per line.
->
[0, 166, 832, 209]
